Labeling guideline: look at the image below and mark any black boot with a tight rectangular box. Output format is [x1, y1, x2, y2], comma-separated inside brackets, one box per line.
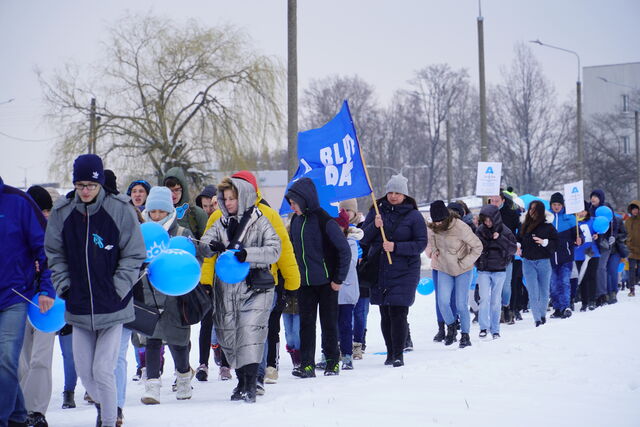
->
[404, 325, 414, 352]
[550, 309, 563, 319]
[243, 363, 258, 403]
[459, 333, 472, 348]
[230, 367, 245, 401]
[444, 323, 457, 346]
[433, 322, 445, 342]
[95, 404, 101, 427]
[62, 390, 76, 409]
[609, 291, 617, 304]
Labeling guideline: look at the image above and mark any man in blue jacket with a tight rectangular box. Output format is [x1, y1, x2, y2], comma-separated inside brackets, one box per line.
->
[45, 155, 146, 427]
[285, 178, 351, 378]
[549, 192, 579, 318]
[0, 176, 54, 427]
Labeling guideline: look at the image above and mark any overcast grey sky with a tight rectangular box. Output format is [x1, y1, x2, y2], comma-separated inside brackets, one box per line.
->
[1, 0, 638, 188]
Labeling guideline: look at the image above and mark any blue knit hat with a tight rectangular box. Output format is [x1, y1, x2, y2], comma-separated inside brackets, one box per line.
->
[146, 186, 174, 213]
[73, 154, 105, 185]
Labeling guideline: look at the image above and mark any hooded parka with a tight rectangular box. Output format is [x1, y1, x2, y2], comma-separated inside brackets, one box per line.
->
[475, 205, 517, 272]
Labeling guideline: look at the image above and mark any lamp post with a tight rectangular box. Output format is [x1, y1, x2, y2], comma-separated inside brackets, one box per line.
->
[597, 76, 640, 199]
[530, 39, 583, 182]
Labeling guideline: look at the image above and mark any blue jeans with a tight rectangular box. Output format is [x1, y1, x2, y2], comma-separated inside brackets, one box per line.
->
[0, 302, 28, 426]
[501, 262, 513, 306]
[477, 271, 506, 334]
[59, 333, 77, 392]
[607, 253, 621, 294]
[338, 304, 355, 356]
[522, 258, 552, 322]
[433, 270, 457, 324]
[550, 262, 572, 311]
[353, 297, 370, 343]
[282, 313, 300, 350]
[437, 270, 472, 333]
[115, 328, 131, 409]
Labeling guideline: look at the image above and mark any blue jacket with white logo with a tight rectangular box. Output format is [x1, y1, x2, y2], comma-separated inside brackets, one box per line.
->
[0, 177, 54, 310]
[550, 207, 578, 266]
[45, 187, 146, 330]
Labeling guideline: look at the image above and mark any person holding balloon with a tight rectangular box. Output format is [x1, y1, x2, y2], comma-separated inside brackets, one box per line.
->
[588, 189, 616, 306]
[44, 154, 147, 427]
[575, 203, 601, 311]
[200, 176, 282, 403]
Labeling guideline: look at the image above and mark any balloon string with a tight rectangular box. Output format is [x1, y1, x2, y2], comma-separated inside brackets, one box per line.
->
[12, 289, 41, 308]
[136, 269, 148, 283]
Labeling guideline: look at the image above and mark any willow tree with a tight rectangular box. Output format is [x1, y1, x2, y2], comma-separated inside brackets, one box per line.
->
[39, 13, 283, 186]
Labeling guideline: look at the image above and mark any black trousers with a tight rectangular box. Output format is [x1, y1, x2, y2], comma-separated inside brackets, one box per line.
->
[146, 338, 189, 379]
[577, 258, 598, 304]
[199, 307, 214, 366]
[266, 287, 285, 368]
[298, 284, 339, 367]
[379, 305, 408, 362]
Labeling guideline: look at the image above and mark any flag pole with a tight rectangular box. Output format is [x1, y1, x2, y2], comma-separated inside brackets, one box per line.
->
[359, 153, 393, 265]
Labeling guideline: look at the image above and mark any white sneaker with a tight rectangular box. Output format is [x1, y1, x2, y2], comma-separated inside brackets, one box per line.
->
[138, 367, 147, 385]
[264, 366, 278, 384]
[175, 370, 193, 400]
[140, 379, 161, 405]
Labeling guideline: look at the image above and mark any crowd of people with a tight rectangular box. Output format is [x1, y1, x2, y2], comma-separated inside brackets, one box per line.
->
[1, 154, 638, 427]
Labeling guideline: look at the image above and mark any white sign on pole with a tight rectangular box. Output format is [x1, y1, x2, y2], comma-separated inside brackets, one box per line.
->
[475, 162, 502, 196]
[563, 180, 584, 215]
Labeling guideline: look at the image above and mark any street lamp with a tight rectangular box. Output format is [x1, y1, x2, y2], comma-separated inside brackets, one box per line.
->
[530, 39, 583, 182]
[596, 77, 640, 199]
[0, 98, 15, 105]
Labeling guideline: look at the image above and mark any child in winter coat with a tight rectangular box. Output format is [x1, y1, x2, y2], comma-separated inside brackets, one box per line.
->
[575, 206, 600, 311]
[475, 205, 517, 339]
[335, 209, 362, 370]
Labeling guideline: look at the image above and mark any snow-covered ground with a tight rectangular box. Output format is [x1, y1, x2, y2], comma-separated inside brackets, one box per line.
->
[45, 292, 640, 427]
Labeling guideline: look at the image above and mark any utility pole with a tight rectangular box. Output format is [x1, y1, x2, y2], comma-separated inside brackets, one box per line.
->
[446, 120, 453, 203]
[636, 110, 640, 199]
[477, 2, 488, 163]
[89, 98, 96, 154]
[576, 80, 583, 181]
[94, 115, 101, 154]
[287, 0, 298, 180]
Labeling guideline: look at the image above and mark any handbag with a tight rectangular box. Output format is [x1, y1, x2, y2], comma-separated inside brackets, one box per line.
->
[246, 267, 275, 291]
[124, 280, 161, 336]
[177, 285, 213, 326]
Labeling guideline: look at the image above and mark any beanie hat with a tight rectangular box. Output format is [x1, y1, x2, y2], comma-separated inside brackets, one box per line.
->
[232, 170, 258, 192]
[335, 209, 350, 229]
[385, 174, 409, 196]
[447, 202, 465, 218]
[339, 198, 358, 213]
[104, 169, 118, 194]
[73, 154, 105, 185]
[146, 186, 174, 214]
[430, 200, 450, 222]
[196, 185, 217, 208]
[550, 192, 564, 205]
[27, 185, 53, 211]
[127, 180, 151, 196]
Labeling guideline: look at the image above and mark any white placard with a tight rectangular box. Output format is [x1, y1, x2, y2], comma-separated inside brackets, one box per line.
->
[475, 162, 502, 196]
[563, 180, 584, 214]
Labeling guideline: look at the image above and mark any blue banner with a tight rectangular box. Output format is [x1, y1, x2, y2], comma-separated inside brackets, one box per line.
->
[279, 100, 372, 215]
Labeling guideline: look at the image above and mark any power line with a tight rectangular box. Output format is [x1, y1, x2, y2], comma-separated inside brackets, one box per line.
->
[0, 130, 59, 142]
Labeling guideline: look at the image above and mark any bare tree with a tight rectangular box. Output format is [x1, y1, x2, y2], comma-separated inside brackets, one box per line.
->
[488, 43, 570, 194]
[39, 12, 283, 186]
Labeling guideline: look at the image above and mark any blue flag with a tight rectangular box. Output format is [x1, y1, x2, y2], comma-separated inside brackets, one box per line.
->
[279, 100, 372, 215]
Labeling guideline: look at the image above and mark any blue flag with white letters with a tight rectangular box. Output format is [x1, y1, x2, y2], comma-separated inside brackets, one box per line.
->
[279, 100, 372, 215]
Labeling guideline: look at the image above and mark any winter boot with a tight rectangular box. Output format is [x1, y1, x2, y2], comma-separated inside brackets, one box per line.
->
[62, 390, 76, 409]
[515, 310, 523, 321]
[175, 370, 193, 400]
[392, 357, 404, 367]
[550, 309, 563, 319]
[243, 364, 259, 403]
[324, 359, 340, 376]
[444, 323, 457, 346]
[195, 363, 208, 382]
[507, 309, 515, 325]
[231, 368, 245, 401]
[563, 308, 572, 318]
[292, 364, 316, 378]
[341, 354, 354, 370]
[609, 291, 618, 304]
[265, 366, 278, 384]
[27, 412, 48, 427]
[500, 308, 505, 323]
[404, 325, 414, 352]
[140, 378, 161, 405]
[219, 366, 232, 381]
[629, 286, 636, 297]
[352, 342, 363, 360]
[433, 322, 446, 342]
[256, 376, 265, 396]
[212, 344, 222, 366]
[459, 333, 472, 348]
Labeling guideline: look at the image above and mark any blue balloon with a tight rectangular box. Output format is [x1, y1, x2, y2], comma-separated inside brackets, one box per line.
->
[169, 236, 196, 257]
[28, 294, 66, 333]
[618, 262, 624, 273]
[593, 216, 610, 234]
[215, 250, 250, 284]
[141, 222, 170, 262]
[595, 206, 613, 222]
[417, 277, 434, 295]
[148, 249, 200, 296]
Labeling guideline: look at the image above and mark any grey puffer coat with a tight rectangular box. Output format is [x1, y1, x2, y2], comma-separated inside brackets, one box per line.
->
[201, 178, 281, 369]
[338, 227, 362, 305]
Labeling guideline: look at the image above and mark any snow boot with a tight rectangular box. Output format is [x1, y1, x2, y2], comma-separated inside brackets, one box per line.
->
[352, 342, 363, 360]
[341, 354, 354, 370]
[62, 390, 76, 409]
[629, 286, 636, 297]
[433, 322, 445, 342]
[265, 366, 278, 384]
[324, 359, 340, 376]
[479, 329, 487, 338]
[27, 412, 48, 427]
[230, 368, 245, 401]
[195, 363, 208, 382]
[404, 325, 414, 352]
[243, 364, 259, 403]
[175, 370, 193, 400]
[563, 308, 572, 318]
[550, 309, 563, 319]
[292, 364, 316, 378]
[444, 323, 457, 346]
[140, 378, 161, 405]
[459, 333, 472, 348]
[392, 358, 404, 367]
[608, 292, 618, 304]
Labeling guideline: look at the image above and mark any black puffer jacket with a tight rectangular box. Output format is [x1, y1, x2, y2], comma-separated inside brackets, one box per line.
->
[500, 196, 522, 235]
[286, 178, 351, 286]
[475, 205, 517, 272]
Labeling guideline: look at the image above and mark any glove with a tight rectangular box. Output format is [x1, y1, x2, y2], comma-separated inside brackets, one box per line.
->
[234, 249, 247, 263]
[209, 241, 226, 253]
[608, 236, 615, 245]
